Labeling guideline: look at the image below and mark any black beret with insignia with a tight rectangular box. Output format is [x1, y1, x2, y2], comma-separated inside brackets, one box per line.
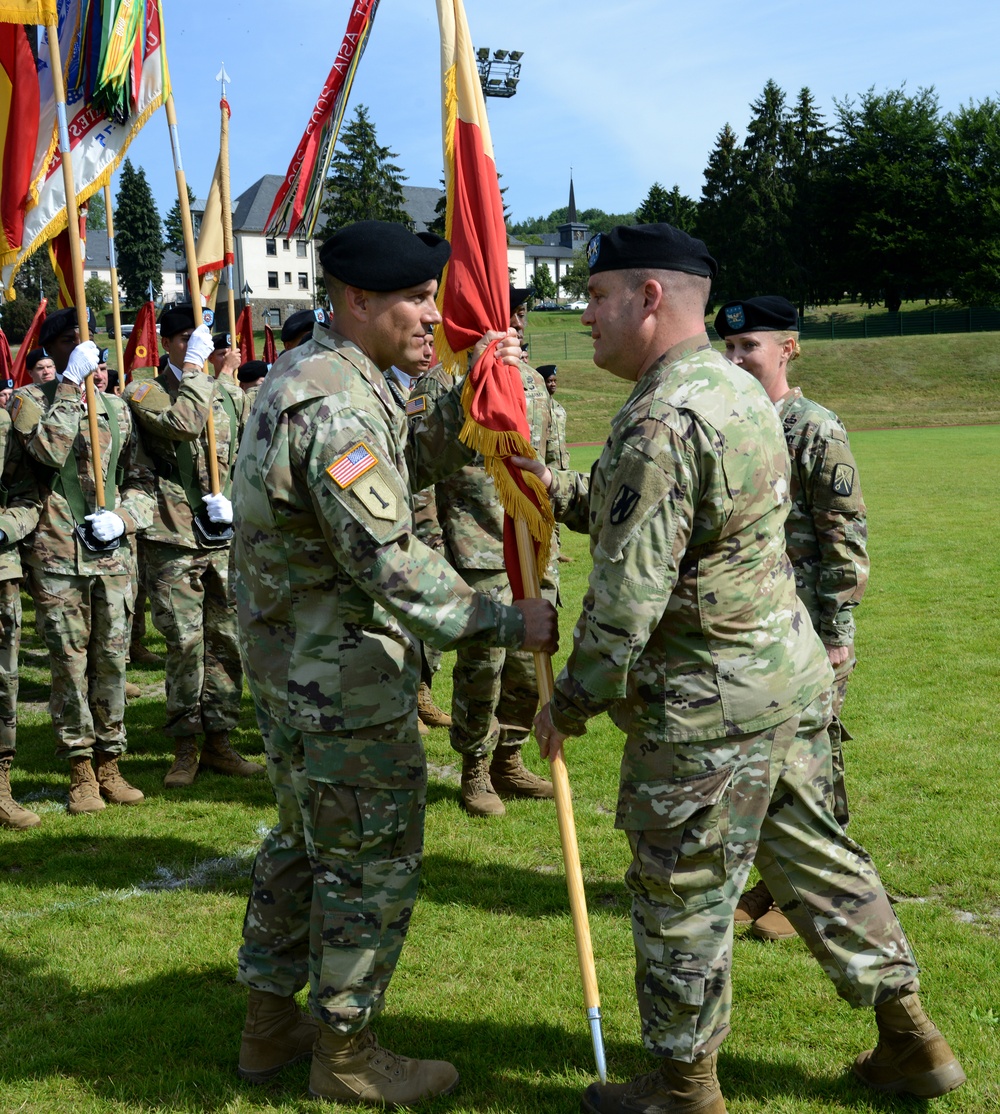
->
[509, 285, 531, 313]
[98, 347, 109, 363]
[212, 331, 231, 351]
[714, 295, 798, 338]
[319, 221, 451, 292]
[587, 223, 717, 280]
[158, 303, 196, 338]
[281, 307, 326, 345]
[2, 377, 13, 390]
[39, 306, 79, 346]
[25, 347, 47, 370]
[536, 364, 558, 380]
[237, 360, 268, 384]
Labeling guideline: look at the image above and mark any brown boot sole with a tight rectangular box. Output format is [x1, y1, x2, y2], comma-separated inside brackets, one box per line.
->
[308, 1071, 460, 1105]
[853, 1057, 966, 1098]
[0, 811, 41, 830]
[238, 1048, 314, 1084]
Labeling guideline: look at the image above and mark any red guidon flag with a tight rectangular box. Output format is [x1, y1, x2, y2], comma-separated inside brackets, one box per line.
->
[235, 304, 254, 363]
[10, 296, 45, 387]
[121, 298, 158, 386]
[435, 0, 551, 595]
[263, 322, 276, 365]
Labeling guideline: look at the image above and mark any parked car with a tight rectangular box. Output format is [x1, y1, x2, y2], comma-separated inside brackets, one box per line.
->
[566, 301, 588, 310]
[533, 300, 559, 311]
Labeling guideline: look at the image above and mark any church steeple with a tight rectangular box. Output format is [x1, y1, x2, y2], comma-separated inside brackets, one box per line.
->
[558, 171, 589, 250]
[568, 172, 577, 224]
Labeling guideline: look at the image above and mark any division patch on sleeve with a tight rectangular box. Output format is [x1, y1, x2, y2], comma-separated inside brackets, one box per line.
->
[599, 446, 674, 560]
[405, 395, 427, 416]
[326, 442, 379, 489]
[815, 438, 863, 513]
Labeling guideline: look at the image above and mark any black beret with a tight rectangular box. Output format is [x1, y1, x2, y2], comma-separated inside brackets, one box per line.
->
[158, 303, 196, 338]
[39, 306, 79, 346]
[98, 347, 109, 363]
[536, 364, 558, 379]
[509, 286, 531, 313]
[714, 296, 798, 338]
[2, 378, 13, 390]
[281, 307, 326, 344]
[587, 224, 717, 280]
[212, 331, 232, 351]
[237, 360, 268, 384]
[106, 369, 119, 390]
[319, 221, 451, 292]
[26, 347, 48, 370]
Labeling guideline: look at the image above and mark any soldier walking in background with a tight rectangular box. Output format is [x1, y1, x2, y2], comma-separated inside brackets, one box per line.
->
[124, 304, 258, 788]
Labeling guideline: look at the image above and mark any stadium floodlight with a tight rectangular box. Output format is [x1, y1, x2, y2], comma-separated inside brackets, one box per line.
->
[493, 48, 508, 60]
[477, 46, 489, 61]
[509, 50, 523, 60]
[475, 46, 523, 99]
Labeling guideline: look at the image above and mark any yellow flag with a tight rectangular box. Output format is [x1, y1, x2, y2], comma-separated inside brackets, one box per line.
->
[0, 0, 57, 24]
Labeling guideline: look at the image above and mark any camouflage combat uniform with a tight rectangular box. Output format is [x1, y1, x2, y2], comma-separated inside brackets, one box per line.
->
[12, 381, 153, 759]
[233, 327, 528, 1032]
[410, 360, 560, 758]
[124, 364, 246, 738]
[548, 336, 919, 1063]
[548, 395, 571, 469]
[777, 386, 868, 824]
[0, 410, 41, 754]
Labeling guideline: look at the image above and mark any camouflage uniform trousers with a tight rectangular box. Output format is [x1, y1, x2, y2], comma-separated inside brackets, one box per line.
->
[26, 568, 131, 759]
[448, 570, 554, 757]
[144, 542, 242, 737]
[829, 653, 855, 828]
[626, 690, 918, 1063]
[238, 702, 426, 1033]
[0, 578, 21, 753]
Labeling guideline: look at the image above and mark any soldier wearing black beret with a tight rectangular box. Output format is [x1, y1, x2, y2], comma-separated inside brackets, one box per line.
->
[39, 307, 81, 374]
[231, 220, 558, 1104]
[280, 307, 327, 351]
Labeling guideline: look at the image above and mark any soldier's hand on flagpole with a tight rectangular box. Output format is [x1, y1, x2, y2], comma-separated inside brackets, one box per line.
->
[472, 328, 521, 368]
[510, 454, 553, 493]
[183, 325, 215, 370]
[63, 340, 101, 386]
[203, 492, 234, 524]
[84, 510, 126, 542]
[533, 701, 569, 761]
[217, 349, 241, 379]
[514, 597, 558, 654]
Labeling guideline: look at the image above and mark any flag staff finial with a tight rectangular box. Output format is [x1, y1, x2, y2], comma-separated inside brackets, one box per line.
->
[216, 64, 231, 99]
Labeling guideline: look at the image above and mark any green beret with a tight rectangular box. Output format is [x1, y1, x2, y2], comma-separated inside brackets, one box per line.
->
[714, 296, 798, 337]
[587, 223, 717, 280]
[319, 221, 451, 292]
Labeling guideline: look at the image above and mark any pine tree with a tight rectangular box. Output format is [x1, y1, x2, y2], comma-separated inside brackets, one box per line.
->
[636, 182, 672, 224]
[164, 184, 196, 255]
[321, 105, 413, 231]
[696, 124, 745, 300]
[85, 197, 106, 231]
[787, 87, 836, 310]
[114, 159, 164, 307]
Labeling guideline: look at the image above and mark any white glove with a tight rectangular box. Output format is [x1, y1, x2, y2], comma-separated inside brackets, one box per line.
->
[63, 340, 101, 386]
[84, 510, 125, 541]
[184, 324, 214, 369]
[202, 492, 233, 524]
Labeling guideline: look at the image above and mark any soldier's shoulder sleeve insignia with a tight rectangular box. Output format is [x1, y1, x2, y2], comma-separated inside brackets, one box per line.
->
[815, 440, 862, 513]
[10, 390, 42, 434]
[831, 462, 854, 497]
[405, 395, 427, 417]
[127, 380, 170, 412]
[609, 484, 641, 525]
[599, 444, 676, 561]
[325, 441, 379, 489]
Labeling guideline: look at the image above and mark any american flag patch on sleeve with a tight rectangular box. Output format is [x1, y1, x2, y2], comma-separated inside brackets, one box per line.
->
[405, 395, 427, 416]
[326, 442, 379, 489]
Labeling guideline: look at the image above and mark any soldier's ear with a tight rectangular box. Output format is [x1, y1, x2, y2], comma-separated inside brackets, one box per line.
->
[343, 285, 370, 323]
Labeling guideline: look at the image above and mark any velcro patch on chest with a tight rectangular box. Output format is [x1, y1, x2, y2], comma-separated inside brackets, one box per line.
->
[326, 442, 379, 489]
[405, 395, 427, 416]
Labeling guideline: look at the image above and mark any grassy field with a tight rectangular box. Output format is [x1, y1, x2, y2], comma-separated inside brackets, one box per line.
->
[0, 392, 998, 1108]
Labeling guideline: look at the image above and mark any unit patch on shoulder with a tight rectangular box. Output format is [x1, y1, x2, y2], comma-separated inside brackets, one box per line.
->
[10, 392, 42, 434]
[405, 395, 427, 417]
[131, 383, 154, 404]
[609, 484, 641, 525]
[353, 473, 398, 520]
[326, 442, 379, 489]
[831, 463, 854, 497]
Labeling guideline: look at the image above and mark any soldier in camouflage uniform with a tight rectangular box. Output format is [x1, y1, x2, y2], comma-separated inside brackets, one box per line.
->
[717, 295, 869, 942]
[232, 221, 558, 1107]
[537, 364, 572, 566]
[13, 312, 153, 814]
[0, 406, 42, 828]
[523, 225, 963, 1113]
[409, 287, 562, 817]
[124, 304, 259, 788]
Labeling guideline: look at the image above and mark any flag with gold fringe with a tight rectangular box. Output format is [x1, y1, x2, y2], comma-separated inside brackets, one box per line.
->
[195, 98, 233, 310]
[0, 0, 56, 22]
[0, 23, 40, 273]
[2, 0, 169, 299]
[264, 0, 380, 238]
[10, 296, 46, 386]
[48, 203, 86, 307]
[435, 0, 552, 596]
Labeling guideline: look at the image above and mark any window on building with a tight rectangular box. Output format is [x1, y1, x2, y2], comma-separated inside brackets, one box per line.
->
[296, 240, 307, 258]
[90, 270, 98, 279]
[282, 238, 290, 251]
[266, 238, 277, 256]
[268, 271, 279, 289]
[175, 273, 184, 285]
[298, 273, 309, 290]
[284, 272, 292, 284]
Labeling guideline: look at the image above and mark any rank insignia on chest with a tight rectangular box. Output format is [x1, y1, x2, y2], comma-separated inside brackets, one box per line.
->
[327, 442, 378, 488]
[609, 483, 641, 525]
[831, 463, 855, 497]
[405, 395, 427, 416]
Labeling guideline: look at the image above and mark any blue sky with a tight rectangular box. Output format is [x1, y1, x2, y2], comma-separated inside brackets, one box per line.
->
[122, 0, 1000, 226]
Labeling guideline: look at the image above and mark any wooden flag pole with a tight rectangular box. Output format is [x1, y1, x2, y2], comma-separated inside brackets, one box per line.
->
[45, 21, 105, 509]
[103, 184, 126, 391]
[217, 68, 238, 345]
[164, 91, 221, 495]
[513, 514, 607, 1084]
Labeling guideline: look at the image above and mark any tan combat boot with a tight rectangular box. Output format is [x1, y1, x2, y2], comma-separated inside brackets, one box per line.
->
[124, 681, 142, 700]
[417, 682, 452, 728]
[164, 736, 200, 788]
[853, 992, 966, 1097]
[94, 753, 145, 805]
[68, 756, 105, 815]
[0, 754, 40, 830]
[460, 755, 505, 817]
[751, 901, 797, 942]
[309, 1024, 458, 1106]
[489, 744, 554, 799]
[733, 878, 772, 927]
[200, 731, 262, 778]
[238, 988, 317, 1083]
[581, 1052, 727, 1114]
[129, 641, 162, 666]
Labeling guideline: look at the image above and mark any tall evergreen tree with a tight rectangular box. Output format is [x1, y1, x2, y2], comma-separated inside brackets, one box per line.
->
[531, 263, 557, 301]
[85, 197, 106, 231]
[321, 105, 413, 231]
[696, 124, 744, 300]
[636, 182, 673, 224]
[114, 158, 164, 307]
[164, 184, 196, 256]
[787, 87, 837, 310]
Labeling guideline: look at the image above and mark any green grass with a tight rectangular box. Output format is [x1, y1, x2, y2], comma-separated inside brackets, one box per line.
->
[1, 419, 998, 1110]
